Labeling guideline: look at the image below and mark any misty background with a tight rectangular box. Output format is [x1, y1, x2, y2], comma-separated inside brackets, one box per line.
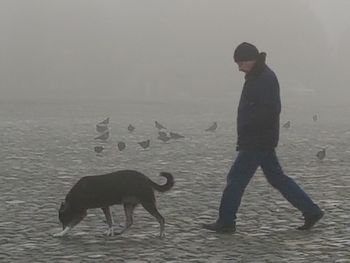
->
[1, 0, 350, 107]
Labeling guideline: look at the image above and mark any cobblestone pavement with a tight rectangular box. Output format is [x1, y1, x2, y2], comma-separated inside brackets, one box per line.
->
[0, 104, 349, 262]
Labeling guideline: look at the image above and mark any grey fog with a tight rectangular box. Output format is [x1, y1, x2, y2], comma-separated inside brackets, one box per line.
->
[1, 0, 350, 106]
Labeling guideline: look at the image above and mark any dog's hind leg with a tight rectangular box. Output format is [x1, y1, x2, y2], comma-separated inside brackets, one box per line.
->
[141, 202, 165, 238]
[116, 203, 136, 235]
[102, 206, 114, 236]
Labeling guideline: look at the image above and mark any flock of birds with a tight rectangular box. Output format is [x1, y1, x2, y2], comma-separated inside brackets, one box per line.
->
[93, 115, 326, 161]
[93, 118, 218, 155]
[282, 114, 327, 161]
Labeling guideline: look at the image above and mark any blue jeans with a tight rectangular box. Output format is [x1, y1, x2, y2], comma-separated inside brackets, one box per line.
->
[218, 149, 321, 226]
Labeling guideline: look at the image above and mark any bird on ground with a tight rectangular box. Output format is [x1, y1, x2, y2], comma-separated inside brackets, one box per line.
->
[316, 148, 326, 160]
[95, 130, 109, 141]
[128, 124, 135, 132]
[169, 132, 185, 139]
[155, 121, 166, 130]
[138, 139, 150, 149]
[99, 117, 110, 125]
[157, 131, 171, 142]
[205, 122, 217, 132]
[283, 121, 291, 129]
[96, 123, 108, 133]
[94, 146, 104, 154]
[117, 141, 126, 151]
[313, 114, 318, 122]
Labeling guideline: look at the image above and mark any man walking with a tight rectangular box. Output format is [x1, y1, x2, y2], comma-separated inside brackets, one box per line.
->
[202, 42, 324, 233]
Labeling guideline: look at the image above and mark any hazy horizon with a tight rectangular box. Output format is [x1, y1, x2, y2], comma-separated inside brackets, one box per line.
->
[1, 0, 350, 103]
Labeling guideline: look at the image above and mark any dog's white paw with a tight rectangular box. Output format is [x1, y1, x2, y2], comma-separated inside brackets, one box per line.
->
[53, 232, 65, 237]
[105, 227, 114, 236]
[53, 227, 70, 237]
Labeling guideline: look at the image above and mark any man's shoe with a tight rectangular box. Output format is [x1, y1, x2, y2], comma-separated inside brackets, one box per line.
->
[297, 210, 324, 230]
[202, 222, 236, 234]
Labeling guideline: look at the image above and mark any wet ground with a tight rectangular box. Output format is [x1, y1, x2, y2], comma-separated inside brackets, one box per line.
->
[0, 100, 349, 262]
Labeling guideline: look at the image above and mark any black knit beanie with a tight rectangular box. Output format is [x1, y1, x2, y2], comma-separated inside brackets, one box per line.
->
[233, 42, 259, 62]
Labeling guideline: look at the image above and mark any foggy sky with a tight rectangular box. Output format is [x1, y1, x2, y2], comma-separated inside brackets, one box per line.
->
[1, 0, 350, 102]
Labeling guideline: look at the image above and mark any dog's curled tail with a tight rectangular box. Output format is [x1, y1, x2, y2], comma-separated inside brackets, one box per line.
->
[149, 172, 174, 192]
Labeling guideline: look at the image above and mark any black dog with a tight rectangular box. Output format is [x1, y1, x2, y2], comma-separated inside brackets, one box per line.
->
[54, 170, 174, 238]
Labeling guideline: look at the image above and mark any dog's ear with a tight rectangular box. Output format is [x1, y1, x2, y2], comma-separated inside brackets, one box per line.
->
[59, 201, 69, 212]
[59, 202, 64, 212]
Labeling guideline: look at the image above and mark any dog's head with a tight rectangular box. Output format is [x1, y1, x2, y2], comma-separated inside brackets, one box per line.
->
[58, 201, 86, 230]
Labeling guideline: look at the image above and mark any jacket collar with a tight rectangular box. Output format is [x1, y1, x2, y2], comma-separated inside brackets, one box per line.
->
[245, 61, 266, 80]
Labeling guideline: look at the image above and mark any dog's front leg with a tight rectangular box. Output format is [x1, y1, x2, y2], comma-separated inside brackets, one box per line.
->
[53, 227, 71, 237]
[115, 203, 135, 235]
[102, 206, 114, 236]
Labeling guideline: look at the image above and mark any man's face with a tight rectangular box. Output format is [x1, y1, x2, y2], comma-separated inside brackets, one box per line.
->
[236, 60, 256, 73]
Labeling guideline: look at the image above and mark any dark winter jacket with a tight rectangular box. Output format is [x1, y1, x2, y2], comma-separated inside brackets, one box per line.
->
[236, 62, 281, 151]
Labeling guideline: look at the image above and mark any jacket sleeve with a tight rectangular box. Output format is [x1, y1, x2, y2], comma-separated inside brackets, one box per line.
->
[241, 74, 281, 133]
